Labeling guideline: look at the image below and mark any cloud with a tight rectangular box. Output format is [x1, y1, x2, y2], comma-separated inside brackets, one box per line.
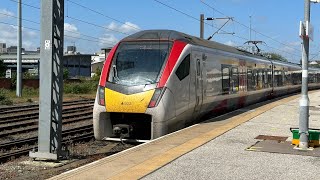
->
[99, 34, 118, 47]
[0, 9, 39, 50]
[0, 9, 14, 19]
[224, 40, 237, 46]
[64, 23, 80, 40]
[280, 41, 301, 53]
[0, 24, 39, 50]
[97, 21, 140, 48]
[288, 41, 301, 46]
[106, 21, 140, 34]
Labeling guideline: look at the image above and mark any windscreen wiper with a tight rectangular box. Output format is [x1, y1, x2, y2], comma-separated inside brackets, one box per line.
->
[113, 65, 120, 82]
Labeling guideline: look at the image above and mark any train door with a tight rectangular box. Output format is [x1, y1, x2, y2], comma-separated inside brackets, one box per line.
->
[194, 53, 203, 113]
[173, 54, 191, 116]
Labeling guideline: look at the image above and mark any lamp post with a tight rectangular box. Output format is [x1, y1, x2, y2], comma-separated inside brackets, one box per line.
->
[298, 0, 319, 150]
[17, 0, 22, 97]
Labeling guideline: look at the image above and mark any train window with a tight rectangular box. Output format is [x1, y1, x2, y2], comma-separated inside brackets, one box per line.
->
[274, 70, 284, 87]
[285, 71, 292, 85]
[253, 69, 257, 90]
[267, 69, 272, 88]
[239, 69, 246, 91]
[247, 69, 254, 91]
[231, 68, 239, 93]
[222, 66, 230, 93]
[263, 70, 268, 88]
[292, 71, 302, 85]
[257, 70, 263, 90]
[175, 54, 190, 81]
[108, 41, 172, 86]
[309, 73, 316, 83]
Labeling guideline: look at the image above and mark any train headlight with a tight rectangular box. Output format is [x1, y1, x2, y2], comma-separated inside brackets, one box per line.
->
[148, 87, 166, 108]
[98, 86, 105, 106]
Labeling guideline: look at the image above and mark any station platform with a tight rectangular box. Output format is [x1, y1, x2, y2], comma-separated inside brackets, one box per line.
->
[50, 91, 320, 180]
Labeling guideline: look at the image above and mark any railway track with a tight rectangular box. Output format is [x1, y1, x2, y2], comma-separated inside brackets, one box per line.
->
[0, 112, 92, 132]
[0, 126, 94, 163]
[0, 100, 94, 122]
[0, 111, 93, 138]
[0, 99, 94, 114]
[0, 105, 93, 125]
[0, 99, 96, 163]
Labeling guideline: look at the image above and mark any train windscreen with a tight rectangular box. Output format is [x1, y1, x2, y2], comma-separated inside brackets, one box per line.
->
[108, 41, 172, 86]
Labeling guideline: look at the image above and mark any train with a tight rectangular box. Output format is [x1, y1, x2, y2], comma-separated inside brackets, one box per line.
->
[93, 30, 320, 141]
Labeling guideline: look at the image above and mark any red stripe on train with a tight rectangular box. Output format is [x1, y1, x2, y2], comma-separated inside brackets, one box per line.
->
[99, 43, 120, 87]
[157, 40, 187, 87]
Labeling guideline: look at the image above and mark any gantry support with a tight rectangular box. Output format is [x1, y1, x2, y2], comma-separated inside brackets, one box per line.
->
[29, 0, 67, 160]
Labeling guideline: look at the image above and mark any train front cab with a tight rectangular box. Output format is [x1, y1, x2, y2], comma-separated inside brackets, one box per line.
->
[93, 39, 188, 141]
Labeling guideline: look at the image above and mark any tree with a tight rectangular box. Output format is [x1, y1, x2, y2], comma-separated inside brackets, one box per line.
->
[0, 59, 6, 77]
[263, 52, 288, 62]
[63, 68, 69, 79]
[92, 67, 101, 81]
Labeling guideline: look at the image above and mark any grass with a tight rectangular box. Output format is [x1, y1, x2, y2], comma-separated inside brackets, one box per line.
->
[0, 89, 13, 105]
[64, 80, 98, 94]
[2, 80, 98, 105]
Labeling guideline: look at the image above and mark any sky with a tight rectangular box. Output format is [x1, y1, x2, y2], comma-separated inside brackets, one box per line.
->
[1, 0, 320, 63]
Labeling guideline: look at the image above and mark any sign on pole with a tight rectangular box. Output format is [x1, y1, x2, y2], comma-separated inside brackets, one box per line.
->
[306, 21, 314, 41]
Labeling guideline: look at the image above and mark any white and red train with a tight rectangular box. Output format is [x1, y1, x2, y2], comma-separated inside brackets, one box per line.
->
[93, 30, 320, 141]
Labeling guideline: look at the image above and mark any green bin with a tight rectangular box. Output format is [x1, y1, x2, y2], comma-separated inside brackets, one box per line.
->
[291, 128, 320, 147]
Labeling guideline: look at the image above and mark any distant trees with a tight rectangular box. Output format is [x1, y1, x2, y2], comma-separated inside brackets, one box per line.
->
[92, 67, 101, 82]
[0, 59, 6, 77]
[63, 68, 69, 79]
[262, 52, 288, 62]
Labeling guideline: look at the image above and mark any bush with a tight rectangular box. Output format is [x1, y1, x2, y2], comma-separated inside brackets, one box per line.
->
[23, 87, 39, 96]
[0, 89, 13, 105]
[64, 80, 98, 94]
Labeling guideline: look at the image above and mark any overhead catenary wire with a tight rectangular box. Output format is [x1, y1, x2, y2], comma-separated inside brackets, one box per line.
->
[153, 0, 301, 61]
[153, 0, 249, 42]
[67, 0, 141, 31]
[0, 12, 39, 24]
[6, 0, 133, 36]
[8, 0, 40, 9]
[66, 15, 130, 35]
[0, 21, 117, 46]
[261, 43, 300, 61]
[200, 0, 301, 53]
[3, 0, 305, 61]
[0, 14, 119, 45]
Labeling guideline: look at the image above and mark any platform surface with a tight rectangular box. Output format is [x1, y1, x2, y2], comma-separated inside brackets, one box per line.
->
[50, 91, 320, 180]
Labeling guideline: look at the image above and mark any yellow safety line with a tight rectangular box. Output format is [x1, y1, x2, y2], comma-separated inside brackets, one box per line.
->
[109, 94, 301, 180]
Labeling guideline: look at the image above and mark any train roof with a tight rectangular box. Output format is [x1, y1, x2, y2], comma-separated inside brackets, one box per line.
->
[122, 30, 312, 70]
[123, 29, 244, 55]
[123, 30, 286, 61]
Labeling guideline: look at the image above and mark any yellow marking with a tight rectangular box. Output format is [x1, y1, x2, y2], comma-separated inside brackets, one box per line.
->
[105, 88, 155, 113]
[109, 94, 302, 180]
[246, 146, 262, 151]
[292, 139, 320, 147]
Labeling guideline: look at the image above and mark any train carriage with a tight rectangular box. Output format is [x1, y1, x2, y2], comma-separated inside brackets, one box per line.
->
[93, 30, 320, 141]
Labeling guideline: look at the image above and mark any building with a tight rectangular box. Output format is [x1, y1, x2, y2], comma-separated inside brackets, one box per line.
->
[66, 46, 77, 54]
[0, 54, 40, 78]
[0, 43, 7, 53]
[1, 46, 102, 78]
[6, 46, 25, 54]
[91, 48, 111, 76]
[1, 53, 92, 78]
[63, 54, 92, 77]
